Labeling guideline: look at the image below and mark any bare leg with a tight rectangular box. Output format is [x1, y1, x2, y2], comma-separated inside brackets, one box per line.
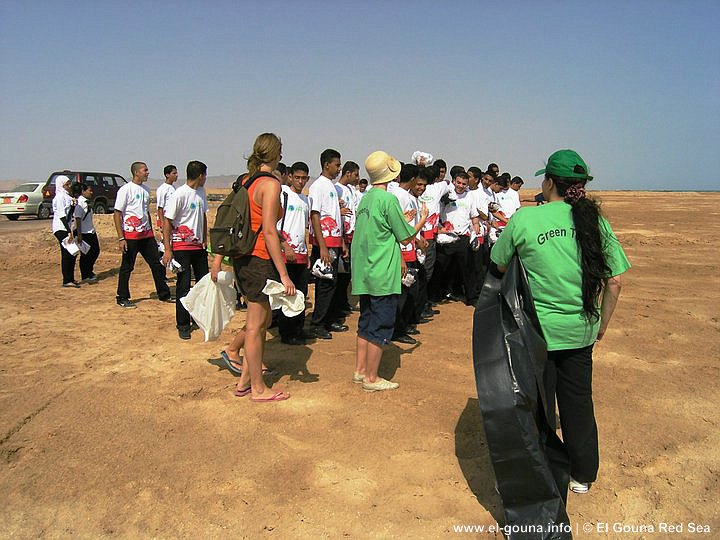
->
[363, 339, 385, 383]
[355, 335, 368, 376]
[240, 300, 286, 400]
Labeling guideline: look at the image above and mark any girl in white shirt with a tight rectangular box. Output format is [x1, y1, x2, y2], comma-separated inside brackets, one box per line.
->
[52, 175, 79, 287]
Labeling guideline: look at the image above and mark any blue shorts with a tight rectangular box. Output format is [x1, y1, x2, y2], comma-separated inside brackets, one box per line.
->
[357, 294, 399, 346]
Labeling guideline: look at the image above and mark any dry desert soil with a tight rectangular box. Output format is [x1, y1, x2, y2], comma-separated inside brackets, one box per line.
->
[0, 190, 718, 538]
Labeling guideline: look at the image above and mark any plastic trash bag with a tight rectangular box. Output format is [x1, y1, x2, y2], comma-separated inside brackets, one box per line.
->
[472, 256, 572, 540]
[180, 271, 236, 341]
[262, 279, 305, 317]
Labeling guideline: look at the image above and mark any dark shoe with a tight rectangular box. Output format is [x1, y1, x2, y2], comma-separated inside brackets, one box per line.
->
[178, 327, 191, 340]
[311, 326, 332, 340]
[160, 295, 176, 303]
[415, 317, 431, 325]
[421, 309, 436, 319]
[82, 275, 99, 284]
[297, 331, 316, 341]
[405, 327, 420, 336]
[62, 281, 80, 288]
[117, 298, 137, 309]
[327, 323, 349, 332]
[190, 321, 199, 331]
[392, 334, 417, 345]
[281, 336, 306, 346]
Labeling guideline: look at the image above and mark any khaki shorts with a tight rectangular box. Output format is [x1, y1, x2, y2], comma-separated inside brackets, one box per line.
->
[232, 255, 279, 303]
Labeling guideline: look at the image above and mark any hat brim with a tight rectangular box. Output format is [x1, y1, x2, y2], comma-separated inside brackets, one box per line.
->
[534, 167, 593, 181]
[370, 157, 401, 185]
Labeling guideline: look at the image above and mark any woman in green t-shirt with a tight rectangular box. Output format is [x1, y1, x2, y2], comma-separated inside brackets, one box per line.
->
[491, 149, 630, 495]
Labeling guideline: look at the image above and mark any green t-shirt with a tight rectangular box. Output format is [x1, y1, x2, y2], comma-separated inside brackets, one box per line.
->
[351, 188, 416, 296]
[490, 201, 630, 350]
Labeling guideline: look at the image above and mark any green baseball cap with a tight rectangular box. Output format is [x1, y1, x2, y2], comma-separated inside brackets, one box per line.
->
[534, 149, 593, 181]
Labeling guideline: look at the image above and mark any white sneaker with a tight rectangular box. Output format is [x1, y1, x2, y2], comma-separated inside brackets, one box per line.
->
[352, 372, 364, 384]
[362, 378, 399, 392]
[569, 478, 590, 494]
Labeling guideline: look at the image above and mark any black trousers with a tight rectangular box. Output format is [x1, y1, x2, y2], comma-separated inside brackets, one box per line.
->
[430, 236, 470, 301]
[544, 344, 599, 483]
[423, 238, 437, 299]
[79, 232, 100, 280]
[465, 241, 486, 306]
[116, 236, 171, 301]
[310, 245, 342, 327]
[395, 260, 423, 335]
[278, 262, 309, 339]
[174, 249, 209, 329]
[54, 230, 77, 285]
[334, 242, 352, 312]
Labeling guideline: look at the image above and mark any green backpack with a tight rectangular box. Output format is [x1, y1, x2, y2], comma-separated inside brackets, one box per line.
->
[209, 172, 273, 258]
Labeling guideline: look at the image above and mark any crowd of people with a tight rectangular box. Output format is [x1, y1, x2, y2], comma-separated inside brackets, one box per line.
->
[51, 135, 629, 495]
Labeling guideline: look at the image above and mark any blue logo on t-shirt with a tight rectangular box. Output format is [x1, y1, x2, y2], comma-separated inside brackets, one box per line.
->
[329, 192, 335, 198]
[288, 204, 295, 211]
[190, 202, 197, 210]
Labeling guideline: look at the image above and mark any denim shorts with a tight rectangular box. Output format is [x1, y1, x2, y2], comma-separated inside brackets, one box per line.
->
[357, 294, 399, 346]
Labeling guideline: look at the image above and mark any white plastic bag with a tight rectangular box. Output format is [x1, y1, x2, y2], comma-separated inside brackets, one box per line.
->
[180, 271, 236, 341]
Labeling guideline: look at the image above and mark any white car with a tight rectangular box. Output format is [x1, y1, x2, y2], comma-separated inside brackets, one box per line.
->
[0, 182, 50, 220]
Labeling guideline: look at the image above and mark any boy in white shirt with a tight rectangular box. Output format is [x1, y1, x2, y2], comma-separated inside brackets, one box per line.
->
[114, 161, 173, 308]
[162, 161, 209, 340]
[430, 171, 480, 304]
[73, 183, 100, 284]
[156, 164, 178, 230]
[308, 148, 347, 340]
[277, 162, 311, 345]
[334, 161, 359, 316]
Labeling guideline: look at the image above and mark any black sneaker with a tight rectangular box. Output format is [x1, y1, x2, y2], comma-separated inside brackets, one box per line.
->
[117, 299, 137, 309]
[178, 327, 191, 340]
[311, 326, 332, 340]
[160, 295, 176, 303]
[392, 334, 417, 345]
[327, 322, 349, 332]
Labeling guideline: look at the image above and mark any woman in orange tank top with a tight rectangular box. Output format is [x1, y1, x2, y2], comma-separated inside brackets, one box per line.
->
[210, 133, 295, 403]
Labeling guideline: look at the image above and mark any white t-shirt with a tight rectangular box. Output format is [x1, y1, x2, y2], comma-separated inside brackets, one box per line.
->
[418, 180, 452, 239]
[156, 182, 176, 210]
[440, 190, 479, 237]
[334, 181, 356, 240]
[391, 186, 418, 261]
[497, 189, 521, 218]
[308, 175, 342, 248]
[163, 184, 208, 250]
[114, 181, 153, 240]
[74, 195, 95, 234]
[278, 185, 309, 264]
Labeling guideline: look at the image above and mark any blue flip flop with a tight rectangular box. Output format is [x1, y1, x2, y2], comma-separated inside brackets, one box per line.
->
[220, 351, 243, 374]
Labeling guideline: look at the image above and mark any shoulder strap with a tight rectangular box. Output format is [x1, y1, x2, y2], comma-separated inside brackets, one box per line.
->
[280, 191, 289, 232]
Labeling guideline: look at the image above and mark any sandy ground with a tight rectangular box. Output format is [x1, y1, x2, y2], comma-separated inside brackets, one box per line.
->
[0, 190, 718, 539]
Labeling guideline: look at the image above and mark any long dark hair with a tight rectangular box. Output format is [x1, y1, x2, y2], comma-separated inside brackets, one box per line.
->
[550, 175, 610, 321]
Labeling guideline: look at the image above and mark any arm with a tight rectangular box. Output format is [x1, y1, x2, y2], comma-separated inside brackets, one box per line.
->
[596, 275, 622, 341]
[114, 210, 127, 252]
[210, 254, 223, 282]
[162, 217, 173, 266]
[260, 182, 296, 296]
[202, 213, 208, 249]
[310, 210, 330, 265]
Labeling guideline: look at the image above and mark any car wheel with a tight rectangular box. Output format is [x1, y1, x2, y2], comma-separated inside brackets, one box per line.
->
[94, 201, 108, 214]
[38, 204, 52, 220]
[7, 215, 20, 221]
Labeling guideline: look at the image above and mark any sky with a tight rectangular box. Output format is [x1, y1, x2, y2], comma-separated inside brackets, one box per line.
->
[1, 0, 719, 191]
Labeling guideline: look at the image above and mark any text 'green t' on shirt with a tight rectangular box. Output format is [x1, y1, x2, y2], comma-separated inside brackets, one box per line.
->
[351, 188, 416, 296]
[490, 201, 630, 350]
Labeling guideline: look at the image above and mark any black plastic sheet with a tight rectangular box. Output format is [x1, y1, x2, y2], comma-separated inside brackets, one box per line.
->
[472, 257, 572, 540]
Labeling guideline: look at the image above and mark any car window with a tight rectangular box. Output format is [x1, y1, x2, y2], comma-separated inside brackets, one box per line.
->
[102, 176, 114, 188]
[12, 183, 41, 192]
[85, 175, 98, 187]
[113, 176, 125, 187]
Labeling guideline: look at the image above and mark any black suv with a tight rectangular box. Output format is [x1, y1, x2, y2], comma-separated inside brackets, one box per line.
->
[42, 170, 128, 214]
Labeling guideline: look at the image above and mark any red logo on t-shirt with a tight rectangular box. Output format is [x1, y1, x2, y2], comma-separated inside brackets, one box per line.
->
[125, 215, 144, 232]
